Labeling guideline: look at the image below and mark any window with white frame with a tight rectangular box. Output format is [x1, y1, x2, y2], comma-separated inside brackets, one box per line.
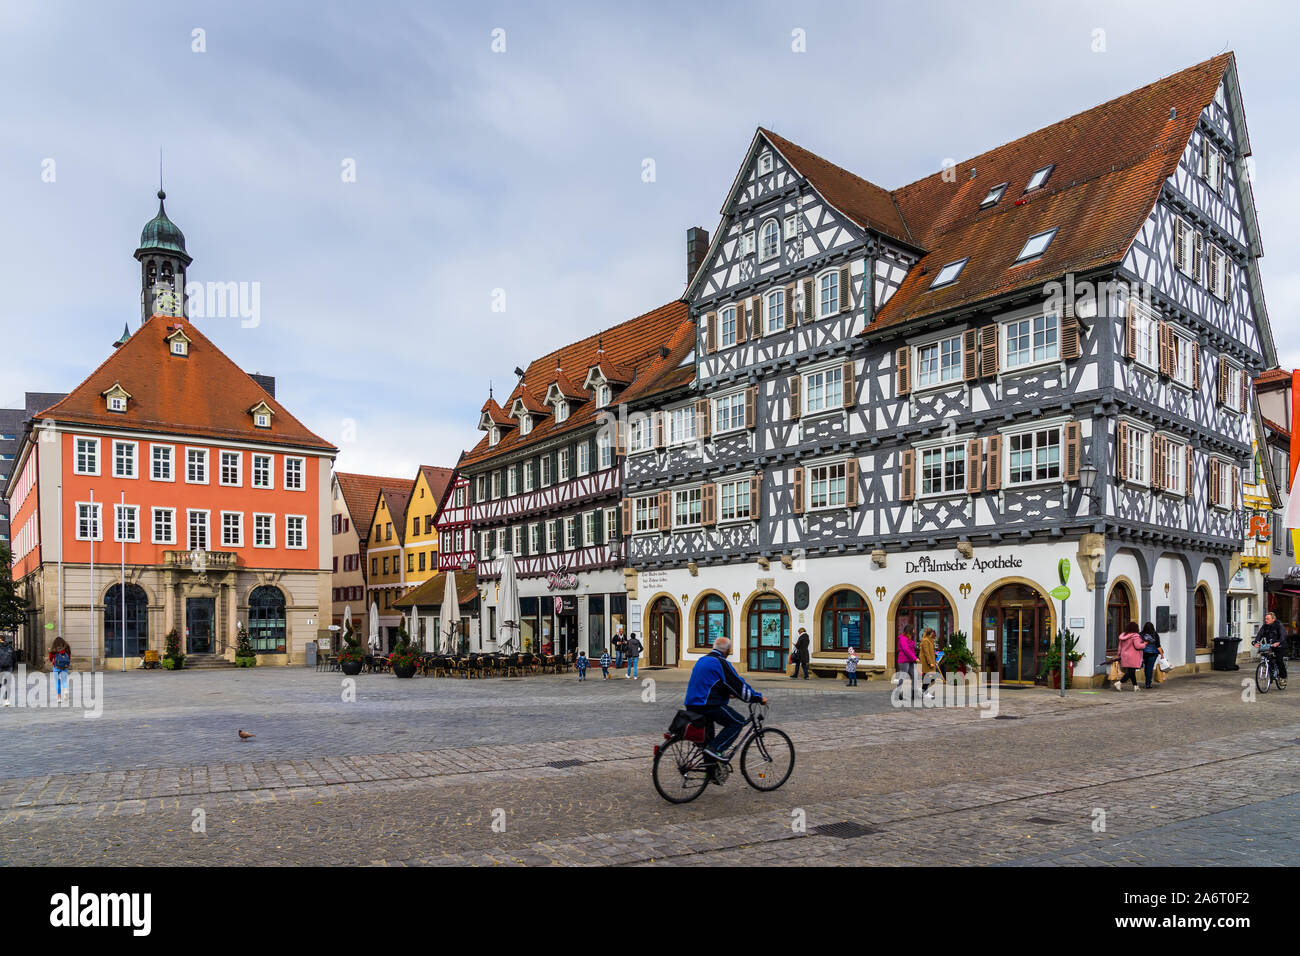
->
[107, 394, 126, 413]
[113, 441, 136, 479]
[75, 437, 99, 475]
[253, 513, 274, 547]
[808, 462, 847, 510]
[1222, 362, 1243, 411]
[519, 414, 532, 436]
[577, 442, 590, 475]
[252, 454, 273, 488]
[760, 220, 780, 261]
[491, 471, 501, 498]
[546, 520, 558, 552]
[186, 448, 208, 484]
[523, 459, 535, 491]
[555, 402, 569, 423]
[114, 504, 139, 543]
[719, 305, 738, 348]
[1211, 459, 1235, 509]
[980, 183, 1008, 207]
[1120, 423, 1150, 485]
[766, 288, 785, 333]
[1176, 217, 1199, 280]
[220, 450, 241, 486]
[673, 488, 702, 528]
[152, 507, 175, 545]
[1025, 164, 1054, 192]
[1005, 313, 1059, 369]
[151, 445, 173, 481]
[1014, 228, 1057, 263]
[714, 392, 746, 433]
[221, 511, 243, 547]
[1163, 440, 1186, 495]
[284, 457, 304, 491]
[818, 271, 840, 318]
[540, 455, 551, 486]
[669, 406, 697, 445]
[603, 506, 618, 543]
[1209, 244, 1229, 299]
[758, 151, 773, 175]
[1172, 332, 1195, 388]
[783, 215, 798, 240]
[916, 335, 963, 388]
[584, 511, 597, 546]
[804, 365, 843, 416]
[187, 510, 209, 551]
[1007, 428, 1061, 485]
[929, 258, 967, 289]
[507, 466, 518, 495]
[558, 448, 570, 481]
[633, 496, 659, 534]
[741, 231, 755, 256]
[529, 523, 541, 553]
[596, 383, 611, 407]
[286, 515, 306, 549]
[76, 502, 102, 541]
[495, 528, 506, 556]
[628, 415, 652, 453]
[718, 478, 752, 521]
[511, 526, 522, 554]
[1132, 305, 1158, 370]
[598, 433, 613, 469]
[565, 516, 578, 549]
[920, 443, 967, 496]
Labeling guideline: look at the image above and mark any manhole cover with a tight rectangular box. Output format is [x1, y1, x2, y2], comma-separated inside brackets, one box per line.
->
[811, 821, 879, 839]
[1025, 817, 1065, 826]
[545, 759, 585, 769]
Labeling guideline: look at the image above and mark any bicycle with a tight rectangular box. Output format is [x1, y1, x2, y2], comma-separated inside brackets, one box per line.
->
[652, 701, 795, 804]
[1253, 640, 1288, 694]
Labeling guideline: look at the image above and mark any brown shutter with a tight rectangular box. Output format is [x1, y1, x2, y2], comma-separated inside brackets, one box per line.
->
[784, 284, 796, 329]
[1117, 421, 1129, 482]
[839, 266, 851, 313]
[1062, 422, 1081, 482]
[1125, 300, 1137, 360]
[749, 474, 761, 519]
[614, 419, 627, 456]
[1201, 136, 1211, 178]
[1208, 459, 1220, 507]
[1192, 231, 1203, 283]
[695, 398, 710, 439]
[900, 449, 915, 501]
[1240, 369, 1250, 413]
[802, 279, 814, 322]
[1150, 434, 1164, 491]
[1061, 316, 1081, 361]
[1186, 446, 1194, 498]
[1174, 219, 1186, 271]
[705, 312, 717, 353]
[896, 346, 911, 396]
[752, 295, 764, 337]
[745, 385, 757, 430]
[1217, 354, 1228, 405]
[1158, 323, 1172, 377]
[979, 325, 999, 377]
[1232, 465, 1240, 509]
[654, 411, 665, 449]
[789, 375, 802, 419]
[701, 483, 716, 527]
[792, 466, 804, 514]
[985, 435, 1002, 490]
[842, 361, 856, 408]
[622, 499, 632, 536]
[736, 300, 747, 344]
[658, 490, 671, 530]
[967, 439, 983, 493]
[1192, 341, 1201, 389]
[845, 458, 859, 508]
[963, 329, 978, 380]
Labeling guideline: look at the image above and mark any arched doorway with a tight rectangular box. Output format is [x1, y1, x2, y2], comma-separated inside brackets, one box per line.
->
[747, 595, 790, 672]
[820, 589, 871, 655]
[249, 586, 288, 654]
[893, 586, 956, 650]
[1195, 585, 1211, 653]
[104, 584, 148, 657]
[647, 596, 680, 667]
[981, 582, 1052, 684]
[693, 593, 730, 650]
[1106, 581, 1135, 657]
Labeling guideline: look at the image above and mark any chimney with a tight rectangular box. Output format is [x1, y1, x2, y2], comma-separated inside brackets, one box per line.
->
[249, 373, 276, 397]
[686, 227, 710, 285]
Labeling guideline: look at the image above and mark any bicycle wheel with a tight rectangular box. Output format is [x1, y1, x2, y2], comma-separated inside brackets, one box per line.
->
[740, 728, 795, 792]
[1255, 661, 1271, 694]
[652, 737, 711, 804]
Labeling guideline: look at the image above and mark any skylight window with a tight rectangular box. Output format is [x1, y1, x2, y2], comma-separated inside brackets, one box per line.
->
[980, 183, 1008, 208]
[930, 258, 968, 289]
[1014, 228, 1057, 263]
[1025, 164, 1054, 192]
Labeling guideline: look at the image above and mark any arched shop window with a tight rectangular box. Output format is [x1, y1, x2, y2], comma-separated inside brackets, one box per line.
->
[248, 586, 287, 653]
[894, 587, 955, 644]
[694, 594, 729, 648]
[821, 589, 870, 654]
[104, 584, 148, 657]
[1106, 582, 1134, 655]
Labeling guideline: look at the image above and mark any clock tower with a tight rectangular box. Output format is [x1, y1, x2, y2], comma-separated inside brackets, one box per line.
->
[133, 189, 192, 324]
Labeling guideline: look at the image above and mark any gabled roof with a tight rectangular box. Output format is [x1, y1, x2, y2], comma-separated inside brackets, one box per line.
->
[392, 570, 479, 609]
[479, 398, 512, 427]
[462, 300, 689, 467]
[35, 313, 335, 452]
[616, 316, 697, 407]
[1255, 368, 1291, 389]
[415, 465, 456, 511]
[548, 368, 588, 402]
[372, 481, 415, 545]
[335, 471, 406, 544]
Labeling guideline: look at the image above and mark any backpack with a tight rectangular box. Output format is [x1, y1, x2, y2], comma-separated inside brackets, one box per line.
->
[0, 643, 13, 669]
[54, 651, 70, 669]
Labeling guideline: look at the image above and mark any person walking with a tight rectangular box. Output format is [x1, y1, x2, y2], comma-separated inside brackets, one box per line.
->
[791, 627, 810, 680]
[575, 649, 589, 682]
[48, 636, 71, 702]
[845, 646, 859, 687]
[918, 627, 939, 700]
[896, 624, 919, 699]
[599, 647, 611, 680]
[1114, 621, 1144, 691]
[625, 633, 642, 679]
[1139, 621, 1162, 689]
[0, 633, 15, 707]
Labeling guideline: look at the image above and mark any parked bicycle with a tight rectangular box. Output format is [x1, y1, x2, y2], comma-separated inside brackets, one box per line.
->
[1253, 640, 1288, 694]
[652, 701, 795, 803]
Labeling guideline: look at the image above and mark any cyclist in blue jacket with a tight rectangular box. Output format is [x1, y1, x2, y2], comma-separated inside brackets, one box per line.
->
[684, 636, 766, 759]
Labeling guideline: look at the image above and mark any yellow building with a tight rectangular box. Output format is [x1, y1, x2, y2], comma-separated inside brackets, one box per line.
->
[402, 466, 455, 593]
[367, 482, 412, 650]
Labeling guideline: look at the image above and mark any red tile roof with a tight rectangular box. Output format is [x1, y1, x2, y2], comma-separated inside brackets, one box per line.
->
[616, 316, 697, 406]
[1255, 368, 1292, 388]
[462, 300, 689, 466]
[1262, 416, 1291, 441]
[374, 481, 415, 544]
[392, 569, 478, 609]
[416, 465, 456, 510]
[36, 314, 336, 452]
[336, 471, 406, 544]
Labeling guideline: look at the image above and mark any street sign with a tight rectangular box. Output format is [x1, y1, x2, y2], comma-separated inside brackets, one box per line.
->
[1058, 558, 1071, 585]
[1050, 585, 1071, 601]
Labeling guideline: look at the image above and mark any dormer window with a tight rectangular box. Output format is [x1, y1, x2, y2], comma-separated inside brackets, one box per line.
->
[929, 258, 968, 289]
[164, 325, 192, 357]
[596, 384, 611, 407]
[489, 426, 500, 447]
[101, 382, 132, 414]
[520, 414, 533, 436]
[248, 400, 274, 430]
[110, 396, 126, 412]
[555, 402, 569, 423]
[1025, 164, 1054, 192]
[1014, 228, 1057, 264]
[980, 183, 1008, 208]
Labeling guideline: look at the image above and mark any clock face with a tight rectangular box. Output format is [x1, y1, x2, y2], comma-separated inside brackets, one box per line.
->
[154, 288, 179, 316]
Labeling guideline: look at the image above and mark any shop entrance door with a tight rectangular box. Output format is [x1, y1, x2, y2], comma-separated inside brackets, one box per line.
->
[648, 598, 679, 667]
[186, 598, 215, 655]
[747, 597, 789, 672]
[983, 584, 1050, 685]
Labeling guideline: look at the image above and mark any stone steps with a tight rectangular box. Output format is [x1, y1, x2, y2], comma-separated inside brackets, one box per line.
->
[182, 654, 237, 670]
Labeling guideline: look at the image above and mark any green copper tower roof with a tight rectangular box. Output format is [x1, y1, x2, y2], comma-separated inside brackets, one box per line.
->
[134, 189, 191, 264]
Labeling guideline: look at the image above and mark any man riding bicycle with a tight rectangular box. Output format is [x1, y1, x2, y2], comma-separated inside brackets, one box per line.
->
[684, 636, 766, 761]
[1257, 612, 1288, 680]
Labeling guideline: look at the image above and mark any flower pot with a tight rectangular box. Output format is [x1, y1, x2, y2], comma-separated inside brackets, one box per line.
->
[340, 659, 363, 676]
[1049, 663, 1074, 689]
[392, 662, 416, 679]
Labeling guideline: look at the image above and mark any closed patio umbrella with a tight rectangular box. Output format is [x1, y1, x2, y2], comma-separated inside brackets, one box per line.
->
[439, 571, 461, 655]
[497, 553, 521, 653]
[368, 600, 380, 654]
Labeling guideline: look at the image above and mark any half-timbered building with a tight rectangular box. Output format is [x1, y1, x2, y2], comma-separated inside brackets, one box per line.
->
[625, 53, 1276, 683]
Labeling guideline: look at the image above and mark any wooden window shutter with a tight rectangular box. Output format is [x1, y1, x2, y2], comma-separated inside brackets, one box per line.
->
[701, 483, 716, 527]
[736, 300, 747, 344]
[1185, 447, 1194, 498]
[745, 386, 757, 430]
[784, 284, 796, 329]
[621, 499, 632, 537]
[1158, 323, 1172, 377]
[1063, 422, 1082, 482]
[845, 457, 859, 508]
[1201, 136, 1211, 178]
[1125, 300, 1137, 360]
[1217, 149, 1227, 196]
[963, 329, 978, 380]
[654, 411, 665, 449]
[1061, 315, 1081, 361]
[1150, 434, 1164, 491]
[1192, 341, 1202, 389]
[792, 466, 804, 514]
[752, 295, 764, 337]
[985, 435, 1002, 491]
[1117, 421, 1129, 482]
[967, 439, 983, 493]
[896, 346, 911, 396]
[1240, 370, 1249, 414]
[900, 449, 915, 502]
[750, 474, 761, 519]
[842, 361, 856, 409]
[1174, 219, 1186, 271]
[979, 325, 999, 377]
[695, 398, 711, 439]
[1232, 465, 1240, 509]
[1192, 231, 1203, 282]
[1217, 355, 1229, 405]
[839, 266, 851, 313]
[658, 490, 671, 531]
[1208, 459, 1220, 507]
[614, 419, 627, 456]
[802, 278, 814, 322]
[789, 375, 802, 419]
[705, 312, 717, 353]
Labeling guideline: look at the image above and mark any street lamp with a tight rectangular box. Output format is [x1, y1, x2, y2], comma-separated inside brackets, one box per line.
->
[1079, 463, 1099, 511]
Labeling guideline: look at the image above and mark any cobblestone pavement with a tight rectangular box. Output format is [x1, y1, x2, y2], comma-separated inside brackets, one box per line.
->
[1, 665, 1295, 865]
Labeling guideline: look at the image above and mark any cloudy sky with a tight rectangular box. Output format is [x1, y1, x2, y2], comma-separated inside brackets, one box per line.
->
[2, 0, 1297, 478]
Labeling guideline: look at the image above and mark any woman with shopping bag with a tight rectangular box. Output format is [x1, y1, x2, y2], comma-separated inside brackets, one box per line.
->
[1113, 621, 1145, 691]
[1140, 621, 1162, 689]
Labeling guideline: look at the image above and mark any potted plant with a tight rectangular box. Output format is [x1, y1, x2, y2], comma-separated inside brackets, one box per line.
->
[1039, 628, 1085, 688]
[234, 623, 257, 668]
[162, 628, 185, 670]
[389, 625, 419, 678]
[941, 630, 978, 675]
[338, 622, 364, 676]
